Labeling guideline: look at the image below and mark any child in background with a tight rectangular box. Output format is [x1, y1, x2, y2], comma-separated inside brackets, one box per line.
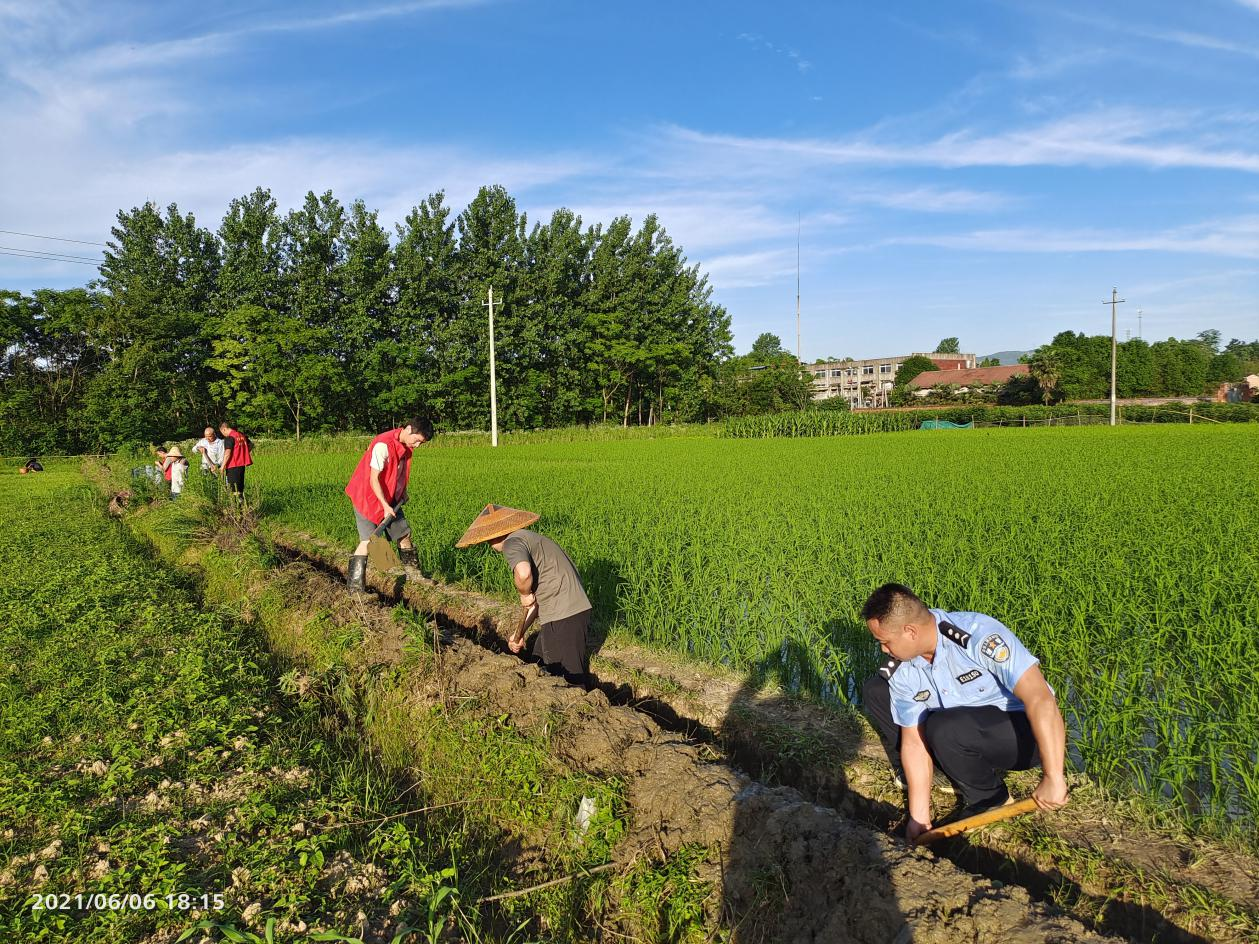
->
[159, 446, 189, 499]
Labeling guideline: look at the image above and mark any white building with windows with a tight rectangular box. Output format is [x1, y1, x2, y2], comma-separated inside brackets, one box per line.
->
[806, 353, 977, 408]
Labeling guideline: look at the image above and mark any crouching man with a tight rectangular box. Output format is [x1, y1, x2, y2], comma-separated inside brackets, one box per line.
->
[343, 417, 434, 590]
[860, 583, 1069, 842]
[456, 504, 593, 688]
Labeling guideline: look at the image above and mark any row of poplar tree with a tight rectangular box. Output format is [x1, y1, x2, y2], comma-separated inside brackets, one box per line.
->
[1, 185, 757, 453]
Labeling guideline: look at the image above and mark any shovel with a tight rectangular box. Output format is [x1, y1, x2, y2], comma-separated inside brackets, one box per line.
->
[914, 797, 1038, 845]
[366, 505, 404, 572]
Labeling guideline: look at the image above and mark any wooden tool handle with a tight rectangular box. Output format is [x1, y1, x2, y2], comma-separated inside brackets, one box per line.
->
[915, 797, 1038, 845]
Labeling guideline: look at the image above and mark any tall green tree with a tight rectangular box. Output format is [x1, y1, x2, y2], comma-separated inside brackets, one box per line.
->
[934, 337, 961, 354]
[750, 333, 787, 362]
[517, 208, 593, 426]
[338, 199, 394, 427]
[451, 185, 526, 428]
[272, 191, 349, 426]
[208, 304, 346, 438]
[384, 191, 458, 423]
[216, 188, 282, 314]
[87, 202, 221, 445]
[894, 354, 939, 387]
[1028, 350, 1065, 404]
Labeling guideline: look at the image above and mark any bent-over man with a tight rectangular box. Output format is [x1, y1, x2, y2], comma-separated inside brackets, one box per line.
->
[456, 504, 593, 688]
[193, 426, 225, 473]
[860, 583, 1069, 842]
[344, 417, 433, 590]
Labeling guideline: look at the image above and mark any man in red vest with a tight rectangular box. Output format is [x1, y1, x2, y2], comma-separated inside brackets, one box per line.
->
[344, 417, 435, 590]
[218, 421, 253, 496]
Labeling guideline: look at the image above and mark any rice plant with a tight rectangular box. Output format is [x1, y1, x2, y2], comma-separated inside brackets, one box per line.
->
[253, 424, 1259, 838]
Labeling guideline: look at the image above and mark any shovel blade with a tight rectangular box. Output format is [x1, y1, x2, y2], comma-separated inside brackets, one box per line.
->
[367, 534, 401, 571]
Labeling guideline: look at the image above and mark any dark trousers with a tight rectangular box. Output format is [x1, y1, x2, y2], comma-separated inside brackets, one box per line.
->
[531, 610, 591, 689]
[862, 673, 1040, 808]
[225, 466, 246, 494]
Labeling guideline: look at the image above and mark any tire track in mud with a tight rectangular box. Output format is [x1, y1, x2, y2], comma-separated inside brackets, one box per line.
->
[268, 528, 1118, 944]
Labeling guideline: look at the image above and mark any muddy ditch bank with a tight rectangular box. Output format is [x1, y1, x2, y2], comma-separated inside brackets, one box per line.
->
[269, 524, 1259, 944]
[262, 526, 1126, 943]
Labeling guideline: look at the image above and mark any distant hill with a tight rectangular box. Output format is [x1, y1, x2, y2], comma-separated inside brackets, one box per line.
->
[980, 350, 1031, 365]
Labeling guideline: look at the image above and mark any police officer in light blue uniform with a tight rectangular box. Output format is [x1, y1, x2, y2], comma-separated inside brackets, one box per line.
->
[859, 583, 1069, 842]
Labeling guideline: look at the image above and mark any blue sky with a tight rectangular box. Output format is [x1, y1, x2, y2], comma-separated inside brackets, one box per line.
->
[2, 0, 1258, 358]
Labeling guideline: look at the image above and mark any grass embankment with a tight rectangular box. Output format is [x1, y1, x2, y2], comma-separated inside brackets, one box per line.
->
[0, 467, 711, 942]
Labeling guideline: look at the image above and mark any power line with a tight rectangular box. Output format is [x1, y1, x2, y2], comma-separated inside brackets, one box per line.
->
[0, 244, 100, 262]
[0, 248, 101, 266]
[0, 228, 107, 247]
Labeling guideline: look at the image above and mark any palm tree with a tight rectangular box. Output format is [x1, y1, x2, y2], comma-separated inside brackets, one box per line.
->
[1028, 350, 1064, 405]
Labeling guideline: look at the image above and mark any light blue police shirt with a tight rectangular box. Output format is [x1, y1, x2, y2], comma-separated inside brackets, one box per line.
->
[888, 609, 1043, 728]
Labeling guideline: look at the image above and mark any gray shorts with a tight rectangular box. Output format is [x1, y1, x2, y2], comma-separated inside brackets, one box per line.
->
[354, 509, 411, 542]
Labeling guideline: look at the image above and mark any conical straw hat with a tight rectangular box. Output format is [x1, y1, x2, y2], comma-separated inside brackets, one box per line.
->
[455, 503, 540, 548]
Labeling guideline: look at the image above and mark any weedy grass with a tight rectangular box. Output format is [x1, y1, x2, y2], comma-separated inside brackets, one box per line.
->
[0, 468, 710, 942]
[249, 424, 1259, 841]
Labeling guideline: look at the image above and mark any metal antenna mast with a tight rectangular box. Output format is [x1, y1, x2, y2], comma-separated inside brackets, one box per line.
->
[1103, 287, 1126, 427]
[796, 212, 801, 364]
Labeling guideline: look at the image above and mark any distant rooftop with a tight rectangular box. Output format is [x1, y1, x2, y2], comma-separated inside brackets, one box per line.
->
[906, 364, 1028, 389]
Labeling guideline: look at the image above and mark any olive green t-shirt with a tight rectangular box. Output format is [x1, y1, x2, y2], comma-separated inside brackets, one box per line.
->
[501, 529, 591, 625]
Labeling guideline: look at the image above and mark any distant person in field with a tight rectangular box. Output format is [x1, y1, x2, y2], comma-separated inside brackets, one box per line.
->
[218, 421, 253, 496]
[456, 504, 593, 689]
[193, 426, 225, 473]
[158, 445, 188, 499]
[860, 583, 1069, 842]
[343, 417, 434, 591]
[20, 457, 44, 473]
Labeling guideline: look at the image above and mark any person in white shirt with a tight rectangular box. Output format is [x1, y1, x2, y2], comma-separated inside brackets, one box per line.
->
[158, 446, 189, 499]
[193, 426, 226, 472]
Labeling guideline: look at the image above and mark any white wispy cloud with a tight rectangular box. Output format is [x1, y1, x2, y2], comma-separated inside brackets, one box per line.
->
[665, 107, 1259, 173]
[887, 216, 1259, 260]
[693, 248, 799, 289]
[1048, 8, 1259, 63]
[736, 32, 812, 72]
[847, 185, 1014, 213]
[1008, 48, 1108, 80]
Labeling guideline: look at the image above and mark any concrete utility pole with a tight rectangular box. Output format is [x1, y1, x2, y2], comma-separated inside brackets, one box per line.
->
[1103, 287, 1125, 427]
[484, 286, 499, 447]
[1137, 308, 1143, 339]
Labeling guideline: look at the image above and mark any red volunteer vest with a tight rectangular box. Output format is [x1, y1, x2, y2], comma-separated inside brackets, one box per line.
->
[223, 427, 252, 469]
[344, 429, 413, 525]
[162, 460, 173, 482]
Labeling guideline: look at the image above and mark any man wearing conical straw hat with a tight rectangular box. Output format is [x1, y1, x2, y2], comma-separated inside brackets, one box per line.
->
[457, 504, 593, 687]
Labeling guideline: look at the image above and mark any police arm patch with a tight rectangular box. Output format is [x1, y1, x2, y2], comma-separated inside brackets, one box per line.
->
[980, 633, 1011, 663]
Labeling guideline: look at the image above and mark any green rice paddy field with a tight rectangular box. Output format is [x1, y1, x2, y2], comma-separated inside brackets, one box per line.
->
[251, 425, 1259, 838]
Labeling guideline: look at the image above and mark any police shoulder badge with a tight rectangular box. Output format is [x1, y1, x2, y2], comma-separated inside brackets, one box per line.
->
[913, 690, 931, 702]
[980, 633, 1010, 664]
